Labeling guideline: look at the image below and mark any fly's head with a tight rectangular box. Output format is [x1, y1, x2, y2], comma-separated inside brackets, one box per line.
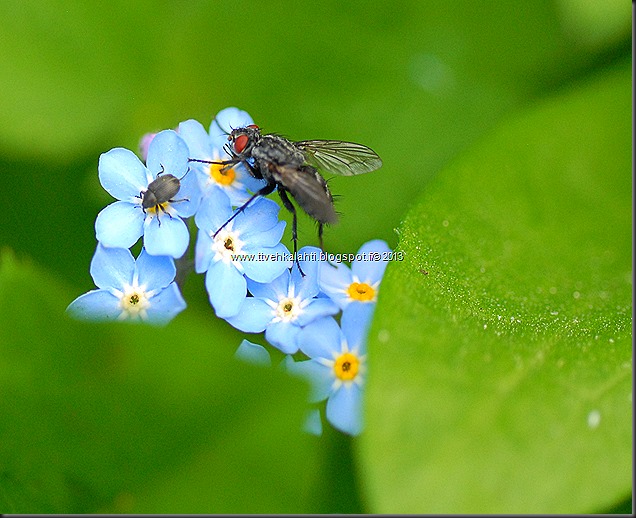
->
[226, 124, 261, 158]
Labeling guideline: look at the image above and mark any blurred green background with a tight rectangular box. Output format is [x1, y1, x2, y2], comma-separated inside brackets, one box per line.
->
[0, 0, 631, 514]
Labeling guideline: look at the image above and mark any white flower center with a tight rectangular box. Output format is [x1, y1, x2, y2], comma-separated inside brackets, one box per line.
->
[212, 224, 244, 264]
[274, 296, 302, 322]
[117, 282, 151, 320]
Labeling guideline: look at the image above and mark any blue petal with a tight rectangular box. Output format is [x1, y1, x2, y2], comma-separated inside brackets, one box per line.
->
[210, 107, 254, 150]
[340, 303, 374, 354]
[143, 215, 189, 259]
[146, 130, 190, 179]
[235, 340, 272, 367]
[298, 316, 342, 359]
[194, 186, 234, 232]
[90, 244, 134, 290]
[293, 246, 323, 299]
[287, 359, 334, 403]
[95, 201, 144, 249]
[241, 243, 292, 283]
[225, 297, 274, 332]
[135, 248, 177, 290]
[236, 171, 268, 197]
[246, 270, 290, 300]
[145, 283, 186, 325]
[303, 409, 323, 436]
[217, 177, 261, 207]
[318, 260, 352, 309]
[205, 260, 247, 318]
[66, 289, 122, 322]
[235, 197, 283, 238]
[98, 147, 149, 201]
[172, 165, 202, 218]
[194, 229, 214, 274]
[352, 239, 391, 284]
[265, 321, 300, 354]
[242, 220, 287, 249]
[326, 383, 363, 436]
[295, 298, 340, 327]
[278, 354, 296, 374]
[178, 119, 213, 160]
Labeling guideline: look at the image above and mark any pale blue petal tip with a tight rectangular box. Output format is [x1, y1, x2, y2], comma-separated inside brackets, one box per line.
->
[235, 340, 272, 367]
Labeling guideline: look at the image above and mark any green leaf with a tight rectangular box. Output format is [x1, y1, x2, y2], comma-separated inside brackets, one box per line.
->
[360, 62, 631, 514]
[0, 251, 320, 513]
[556, 0, 631, 49]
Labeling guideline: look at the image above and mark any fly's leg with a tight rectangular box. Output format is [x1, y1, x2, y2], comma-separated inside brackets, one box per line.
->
[318, 223, 325, 252]
[278, 188, 305, 277]
[213, 183, 276, 238]
[188, 158, 241, 167]
[188, 157, 263, 180]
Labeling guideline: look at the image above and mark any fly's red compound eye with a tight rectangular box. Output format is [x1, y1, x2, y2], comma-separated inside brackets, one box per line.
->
[234, 134, 249, 154]
[247, 124, 259, 130]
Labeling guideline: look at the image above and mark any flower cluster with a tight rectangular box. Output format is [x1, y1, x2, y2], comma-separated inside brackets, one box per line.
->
[233, 239, 390, 435]
[67, 107, 391, 436]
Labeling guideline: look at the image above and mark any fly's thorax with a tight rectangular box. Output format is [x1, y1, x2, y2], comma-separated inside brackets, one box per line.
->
[252, 135, 306, 166]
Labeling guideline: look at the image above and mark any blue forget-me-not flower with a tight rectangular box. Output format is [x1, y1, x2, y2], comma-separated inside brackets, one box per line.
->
[291, 307, 369, 436]
[95, 130, 201, 258]
[67, 244, 186, 324]
[319, 239, 391, 336]
[194, 186, 291, 318]
[226, 246, 339, 354]
[179, 107, 266, 206]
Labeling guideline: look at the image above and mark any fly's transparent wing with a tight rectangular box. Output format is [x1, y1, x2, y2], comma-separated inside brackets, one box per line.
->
[296, 140, 382, 176]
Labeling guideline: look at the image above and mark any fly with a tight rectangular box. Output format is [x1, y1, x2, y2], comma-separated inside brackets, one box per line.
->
[189, 123, 382, 274]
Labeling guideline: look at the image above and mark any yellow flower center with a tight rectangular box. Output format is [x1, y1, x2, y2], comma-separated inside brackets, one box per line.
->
[210, 163, 236, 186]
[224, 237, 235, 251]
[145, 202, 169, 215]
[347, 282, 375, 302]
[333, 352, 360, 381]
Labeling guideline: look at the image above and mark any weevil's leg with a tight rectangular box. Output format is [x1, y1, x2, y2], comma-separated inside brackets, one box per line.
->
[213, 183, 276, 238]
[278, 188, 305, 277]
[152, 204, 174, 228]
[158, 204, 173, 220]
